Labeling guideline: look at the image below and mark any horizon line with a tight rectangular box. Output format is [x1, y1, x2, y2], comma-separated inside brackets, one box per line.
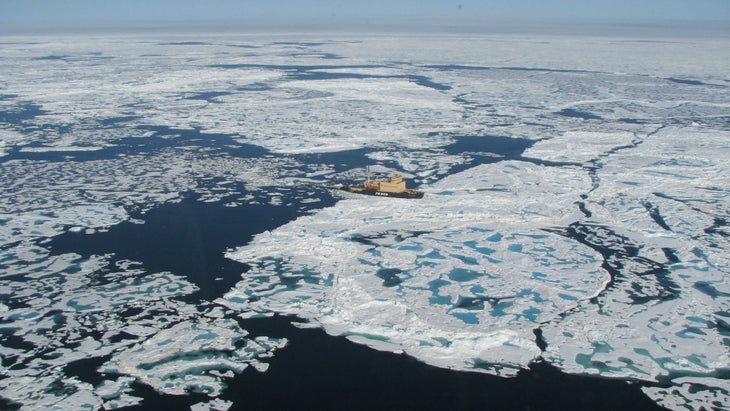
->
[2, 16, 729, 38]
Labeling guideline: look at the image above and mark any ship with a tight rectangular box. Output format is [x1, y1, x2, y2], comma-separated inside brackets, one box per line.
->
[343, 166, 424, 199]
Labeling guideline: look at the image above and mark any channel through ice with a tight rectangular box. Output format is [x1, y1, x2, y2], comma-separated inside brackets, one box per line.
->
[0, 33, 728, 410]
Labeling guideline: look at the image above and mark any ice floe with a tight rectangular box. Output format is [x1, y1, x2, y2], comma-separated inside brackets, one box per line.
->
[191, 398, 233, 411]
[221, 160, 604, 375]
[102, 317, 285, 397]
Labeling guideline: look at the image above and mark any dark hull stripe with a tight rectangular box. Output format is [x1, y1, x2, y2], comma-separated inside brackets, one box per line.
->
[343, 188, 424, 199]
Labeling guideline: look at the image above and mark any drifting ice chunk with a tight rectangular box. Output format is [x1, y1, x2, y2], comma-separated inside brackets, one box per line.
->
[102, 317, 286, 396]
[642, 377, 730, 411]
[0, 129, 26, 157]
[95, 377, 142, 410]
[191, 398, 233, 411]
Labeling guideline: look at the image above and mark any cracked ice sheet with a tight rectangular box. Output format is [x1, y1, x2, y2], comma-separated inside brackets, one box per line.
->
[585, 127, 730, 276]
[523, 131, 638, 163]
[221, 161, 602, 375]
[589, 126, 729, 246]
[526, 126, 730, 409]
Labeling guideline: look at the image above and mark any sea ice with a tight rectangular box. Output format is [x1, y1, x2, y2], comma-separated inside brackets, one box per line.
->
[225, 76, 462, 154]
[0, 129, 25, 157]
[522, 130, 637, 163]
[532, 125, 730, 410]
[0, 204, 128, 247]
[0, 238, 281, 408]
[1, 32, 728, 410]
[221, 99, 728, 407]
[191, 398, 233, 411]
[642, 377, 730, 411]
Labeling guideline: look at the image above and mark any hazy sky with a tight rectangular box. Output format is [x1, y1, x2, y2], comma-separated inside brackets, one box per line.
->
[1, 0, 728, 32]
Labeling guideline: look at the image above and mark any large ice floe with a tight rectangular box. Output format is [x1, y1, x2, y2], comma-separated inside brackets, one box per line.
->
[0, 31, 729, 410]
[222, 161, 600, 369]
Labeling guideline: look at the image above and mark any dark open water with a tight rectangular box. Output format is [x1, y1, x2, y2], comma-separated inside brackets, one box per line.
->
[133, 313, 665, 411]
[225, 316, 665, 411]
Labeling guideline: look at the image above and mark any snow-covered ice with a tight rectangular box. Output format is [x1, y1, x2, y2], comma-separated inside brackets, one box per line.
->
[221, 160, 602, 373]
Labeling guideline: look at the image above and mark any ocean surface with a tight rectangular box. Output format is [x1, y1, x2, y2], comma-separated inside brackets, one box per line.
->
[1, 32, 728, 410]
